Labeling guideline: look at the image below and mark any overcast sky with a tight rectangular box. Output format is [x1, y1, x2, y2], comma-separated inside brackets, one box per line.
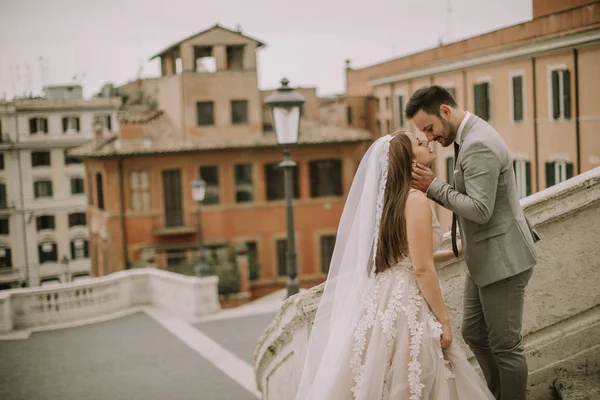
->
[0, 0, 531, 99]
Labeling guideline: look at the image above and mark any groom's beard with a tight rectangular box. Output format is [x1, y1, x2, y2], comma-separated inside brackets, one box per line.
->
[438, 119, 457, 147]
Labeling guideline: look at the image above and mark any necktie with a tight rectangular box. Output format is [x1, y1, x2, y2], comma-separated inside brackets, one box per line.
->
[451, 142, 459, 257]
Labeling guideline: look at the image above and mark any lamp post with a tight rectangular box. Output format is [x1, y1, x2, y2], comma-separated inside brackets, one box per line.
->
[191, 176, 210, 276]
[61, 255, 70, 283]
[266, 78, 305, 298]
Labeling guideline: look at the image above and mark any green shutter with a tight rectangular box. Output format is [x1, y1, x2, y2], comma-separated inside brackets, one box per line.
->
[562, 70, 571, 119]
[552, 71, 561, 120]
[545, 162, 555, 188]
[513, 76, 523, 122]
[566, 162, 574, 179]
[398, 95, 404, 127]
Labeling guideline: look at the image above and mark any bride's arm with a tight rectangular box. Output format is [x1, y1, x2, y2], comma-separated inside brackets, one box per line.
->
[406, 191, 451, 330]
[433, 241, 463, 265]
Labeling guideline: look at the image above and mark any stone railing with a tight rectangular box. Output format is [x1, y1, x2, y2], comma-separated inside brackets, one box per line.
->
[0, 268, 220, 334]
[254, 166, 600, 400]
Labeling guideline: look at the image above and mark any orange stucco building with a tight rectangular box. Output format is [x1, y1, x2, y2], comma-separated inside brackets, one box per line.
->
[73, 25, 370, 298]
[342, 0, 600, 231]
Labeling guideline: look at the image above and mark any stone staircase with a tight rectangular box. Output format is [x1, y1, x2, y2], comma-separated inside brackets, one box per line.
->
[555, 375, 600, 399]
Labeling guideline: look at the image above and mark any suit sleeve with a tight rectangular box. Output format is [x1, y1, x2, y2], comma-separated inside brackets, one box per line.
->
[426, 141, 501, 225]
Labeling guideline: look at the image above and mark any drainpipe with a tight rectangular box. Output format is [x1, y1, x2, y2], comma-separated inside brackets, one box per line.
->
[573, 48, 581, 174]
[532, 57, 540, 192]
[118, 157, 129, 269]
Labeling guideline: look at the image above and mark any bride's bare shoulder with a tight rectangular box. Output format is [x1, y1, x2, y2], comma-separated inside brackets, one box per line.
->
[405, 190, 431, 216]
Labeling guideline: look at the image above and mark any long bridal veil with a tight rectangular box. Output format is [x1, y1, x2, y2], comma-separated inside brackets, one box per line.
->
[295, 135, 393, 399]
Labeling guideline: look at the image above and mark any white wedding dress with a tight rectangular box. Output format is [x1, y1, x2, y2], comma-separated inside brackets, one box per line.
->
[295, 136, 494, 400]
[317, 200, 494, 399]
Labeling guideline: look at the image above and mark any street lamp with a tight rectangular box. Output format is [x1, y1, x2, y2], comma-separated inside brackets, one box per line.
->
[61, 255, 70, 283]
[191, 176, 210, 277]
[265, 78, 305, 298]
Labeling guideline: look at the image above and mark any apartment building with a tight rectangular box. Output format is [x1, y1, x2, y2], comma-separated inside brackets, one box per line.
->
[0, 85, 120, 288]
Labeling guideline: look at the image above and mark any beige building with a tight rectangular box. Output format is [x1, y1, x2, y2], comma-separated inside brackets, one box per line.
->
[0, 85, 120, 288]
[344, 0, 600, 231]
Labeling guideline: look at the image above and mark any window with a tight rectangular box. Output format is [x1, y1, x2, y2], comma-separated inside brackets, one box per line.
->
[0, 183, 6, 209]
[231, 100, 248, 125]
[38, 242, 58, 264]
[0, 153, 4, 170]
[550, 68, 571, 120]
[96, 173, 104, 210]
[276, 239, 287, 276]
[386, 120, 390, 134]
[511, 75, 524, 122]
[545, 160, 573, 188]
[377, 120, 381, 136]
[234, 164, 253, 203]
[397, 95, 405, 128]
[309, 159, 342, 198]
[194, 46, 216, 73]
[36, 215, 55, 231]
[29, 117, 48, 134]
[226, 45, 244, 70]
[199, 166, 220, 205]
[166, 249, 187, 271]
[99, 115, 112, 131]
[265, 162, 299, 201]
[376, 98, 380, 112]
[68, 212, 86, 227]
[385, 96, 389, 110]
[513, 159, 531, 199]
[347, 106, 353, 125]
[0, 218, 8, 235]
[71, 177, 85, 195]
[64, 150, 81, 165]
[34, 180, 53, 199]
[71, 238, 89, 260]
[130, 171, 151, 211]
[247, 241, 259, 281]
[474, 82, 490, 121]
[0, 247, 11, 268]
[196, 102, 215, 126]
[62, 116, 80, 133]
[320, 235, 336, 274]
[31, 151, 51, 167]
[162, 169, 183, 227]
[446, 155, 455, 187]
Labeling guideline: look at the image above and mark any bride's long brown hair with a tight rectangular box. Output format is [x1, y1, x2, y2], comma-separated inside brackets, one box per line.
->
[374, 131, 414, 274]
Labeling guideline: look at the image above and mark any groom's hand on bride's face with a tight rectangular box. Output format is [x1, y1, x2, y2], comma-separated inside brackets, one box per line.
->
[411, 163, 435, 192]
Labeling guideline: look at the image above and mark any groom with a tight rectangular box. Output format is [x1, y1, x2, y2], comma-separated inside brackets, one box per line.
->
[406, 85, 539, 400]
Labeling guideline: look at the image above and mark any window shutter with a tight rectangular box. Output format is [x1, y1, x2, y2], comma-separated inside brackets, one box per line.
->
[76, 117, 80, 132]
[512, 76, 523, 122]
[34, 182, 40, 198]
[398, 95, 404, 127]
[566, 162, 574, 180]
[29, 118, 36, 134]
[70, 241, 75, 259]
[562, 70, 571, 119]
[42, 118, 48, 133]
[84, 240, 89, 258]
[482, 82, 490, 121]
[545, 162, 555, 188]
[48, 182, 53, 197]
[552, 71, 561, 120]
[62, 117, 68, 132]
[525, 161, 532, 196]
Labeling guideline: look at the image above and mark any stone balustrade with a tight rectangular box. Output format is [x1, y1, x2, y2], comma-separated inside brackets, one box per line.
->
[254, 166, 600, 400]
[0, 268, 220, 334]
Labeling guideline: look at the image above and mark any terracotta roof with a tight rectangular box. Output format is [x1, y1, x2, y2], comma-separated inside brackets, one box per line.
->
[150, 24, 266, 60]
[70, 119, 372, 158]
[118, 109, 164, 124]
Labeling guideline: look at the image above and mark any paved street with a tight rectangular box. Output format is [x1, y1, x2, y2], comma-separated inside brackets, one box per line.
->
[0, 295, 284, 400]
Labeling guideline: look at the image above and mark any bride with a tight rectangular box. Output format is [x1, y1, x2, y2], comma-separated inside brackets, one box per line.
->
[295, 132, 494, 399]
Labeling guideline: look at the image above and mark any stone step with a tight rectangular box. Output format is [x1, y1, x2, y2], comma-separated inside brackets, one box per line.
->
[555, 375, 600, 400]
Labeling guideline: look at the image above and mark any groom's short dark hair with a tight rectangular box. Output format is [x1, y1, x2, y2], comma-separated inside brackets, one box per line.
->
[405, 85, 458, 119]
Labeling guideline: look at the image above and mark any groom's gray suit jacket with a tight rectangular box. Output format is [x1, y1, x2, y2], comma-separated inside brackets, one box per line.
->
[427, 114, 540, 287]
